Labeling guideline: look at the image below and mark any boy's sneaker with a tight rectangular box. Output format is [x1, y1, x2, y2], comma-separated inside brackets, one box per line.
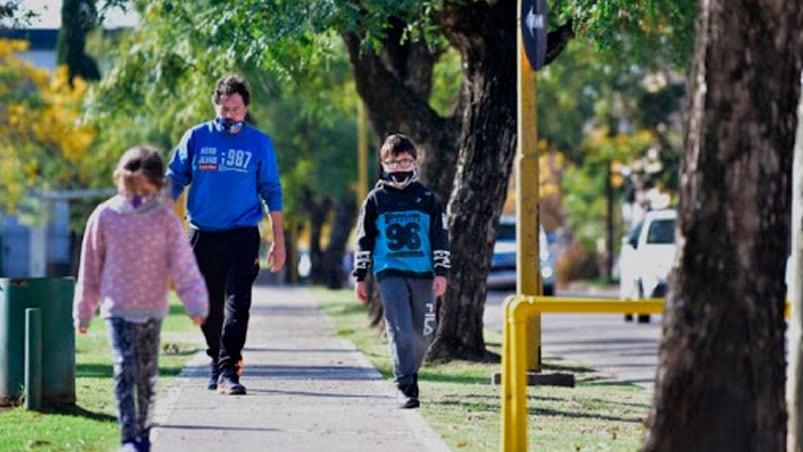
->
[207, 360, 219, 390]
[218, 370, 246, 395]
[397, 383, 420, 409]
[135, 436, 151, 452]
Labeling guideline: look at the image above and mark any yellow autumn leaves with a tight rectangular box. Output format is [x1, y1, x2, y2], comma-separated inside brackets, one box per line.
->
[0, 39, 96, 213]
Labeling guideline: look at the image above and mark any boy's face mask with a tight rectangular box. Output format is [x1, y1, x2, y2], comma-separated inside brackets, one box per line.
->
[383, 168, 418, 189]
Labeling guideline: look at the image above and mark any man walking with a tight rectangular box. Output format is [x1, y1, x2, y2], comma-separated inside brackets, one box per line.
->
[167, 73, 285, 395]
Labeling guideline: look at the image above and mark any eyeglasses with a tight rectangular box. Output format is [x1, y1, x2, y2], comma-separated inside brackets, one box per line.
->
[382, 158, 415, 169]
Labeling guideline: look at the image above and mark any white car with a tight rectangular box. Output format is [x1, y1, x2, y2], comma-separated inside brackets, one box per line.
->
[619, 209, 677, 322]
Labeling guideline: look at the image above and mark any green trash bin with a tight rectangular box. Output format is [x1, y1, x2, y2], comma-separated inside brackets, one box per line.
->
[0, 277, 76, 406]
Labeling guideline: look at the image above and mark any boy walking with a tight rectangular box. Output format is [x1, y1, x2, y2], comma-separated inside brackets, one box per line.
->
[353, 134, 450, 409]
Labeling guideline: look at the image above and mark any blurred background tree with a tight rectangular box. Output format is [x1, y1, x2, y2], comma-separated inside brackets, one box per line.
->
[0, 39, 96, 218]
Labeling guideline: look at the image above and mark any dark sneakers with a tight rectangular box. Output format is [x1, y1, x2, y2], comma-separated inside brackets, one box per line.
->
[218, 370, 246, 395]
[397, 374, 420, 409]
[397, 388, 420, 409]
[208, 360, 219, 390]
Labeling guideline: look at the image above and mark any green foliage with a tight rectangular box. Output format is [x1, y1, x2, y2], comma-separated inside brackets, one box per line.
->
[0, 0, 38, 28]
[537, 31, 687, 254]
[430, 47, 461, 116]
[86, 13, 361, 229]
[87, 0, 697, 269]
[554, 0, 697, 69]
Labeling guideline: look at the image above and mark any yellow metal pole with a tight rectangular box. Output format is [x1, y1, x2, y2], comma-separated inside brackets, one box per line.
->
[510, 301, 530, 451]
[517, 0, 542, 372]
[357, 101, 369, 211]
[501, 296, 515, 450]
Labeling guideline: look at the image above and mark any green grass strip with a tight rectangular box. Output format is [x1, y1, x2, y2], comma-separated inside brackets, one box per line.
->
[315, 287, 652, 451]
[0, 296, 204, 451]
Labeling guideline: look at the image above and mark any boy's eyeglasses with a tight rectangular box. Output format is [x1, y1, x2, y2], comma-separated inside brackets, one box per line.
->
[382, 158, 415, 169]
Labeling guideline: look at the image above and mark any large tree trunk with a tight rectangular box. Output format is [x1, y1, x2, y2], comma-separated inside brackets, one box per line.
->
[426, 0, 517, 360]
[344, 0, 573, 361]
[644, 2, 803, 450]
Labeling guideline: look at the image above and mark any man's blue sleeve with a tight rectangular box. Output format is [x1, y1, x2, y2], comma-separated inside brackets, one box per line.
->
[167, 129, 194, 200]
[257, 136, 283, 212]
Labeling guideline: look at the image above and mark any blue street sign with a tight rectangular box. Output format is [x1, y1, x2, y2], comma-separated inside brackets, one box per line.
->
[521, 0, 547, 70]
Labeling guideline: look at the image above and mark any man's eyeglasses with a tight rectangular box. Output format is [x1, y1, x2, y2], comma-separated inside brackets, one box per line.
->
[382, 158, 415, 169]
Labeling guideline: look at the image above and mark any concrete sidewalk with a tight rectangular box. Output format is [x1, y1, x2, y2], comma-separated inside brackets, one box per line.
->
[151, 286, 450, 452]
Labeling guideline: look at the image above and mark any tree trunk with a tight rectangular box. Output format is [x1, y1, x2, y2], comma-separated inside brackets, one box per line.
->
[57, 0, 100, 85]
[324, 194, 357, 289]
[342, 25, 461, 203]
[789, 67, 803, 452]
[425, 0, 517, 360]
[299, 188, 332, 285]
[344, 0, 573, 361]
[644, 2, 803, 450]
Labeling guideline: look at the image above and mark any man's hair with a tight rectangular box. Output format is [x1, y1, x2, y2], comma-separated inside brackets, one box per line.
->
[380, 133, 417, 161]
[113, 145, 166, 191]
[212, 74, 251, 106]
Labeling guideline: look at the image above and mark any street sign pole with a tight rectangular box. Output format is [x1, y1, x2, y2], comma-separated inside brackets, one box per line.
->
[517, 0, 547, 372]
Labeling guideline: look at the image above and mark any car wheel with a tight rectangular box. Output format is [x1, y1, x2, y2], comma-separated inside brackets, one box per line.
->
[634, 280, 649, 323]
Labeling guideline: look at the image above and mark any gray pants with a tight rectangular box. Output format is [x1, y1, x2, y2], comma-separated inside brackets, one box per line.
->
[378, 276, 434, 388]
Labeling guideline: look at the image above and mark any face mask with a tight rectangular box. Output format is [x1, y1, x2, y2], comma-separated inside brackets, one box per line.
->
[214, 117, 244, 133]
[384, 169, 418, 189]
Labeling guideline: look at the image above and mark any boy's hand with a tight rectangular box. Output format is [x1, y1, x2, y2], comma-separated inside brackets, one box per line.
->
[355, 281, 368, 304]
[190, 315, 205, 326]
[78, 326, 88, 334]
[433, 276, 448, 297]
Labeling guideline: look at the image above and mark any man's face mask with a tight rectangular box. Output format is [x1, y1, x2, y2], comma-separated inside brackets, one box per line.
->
[214, 117, 244, 134]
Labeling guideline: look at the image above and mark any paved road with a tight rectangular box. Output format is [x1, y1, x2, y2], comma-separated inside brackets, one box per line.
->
[484, 289, 661, 389]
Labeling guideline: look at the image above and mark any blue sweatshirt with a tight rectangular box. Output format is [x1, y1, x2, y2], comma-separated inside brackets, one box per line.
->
[167, 121, 283, 231]
[352, 181, 450, 281]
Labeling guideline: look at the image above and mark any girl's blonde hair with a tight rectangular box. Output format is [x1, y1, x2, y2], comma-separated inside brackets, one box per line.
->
[113, 145, 166, 195]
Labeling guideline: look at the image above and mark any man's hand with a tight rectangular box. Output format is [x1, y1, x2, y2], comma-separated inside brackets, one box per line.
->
[190, 315, 205, 326]
[433, 276, 448, 297]
[355, 281, 368, 304]
[267, 211, 286, 273]
[267, 241, 286, 273]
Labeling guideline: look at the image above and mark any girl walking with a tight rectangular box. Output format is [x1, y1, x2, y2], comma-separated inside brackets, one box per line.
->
[74, 145, 208, 451]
